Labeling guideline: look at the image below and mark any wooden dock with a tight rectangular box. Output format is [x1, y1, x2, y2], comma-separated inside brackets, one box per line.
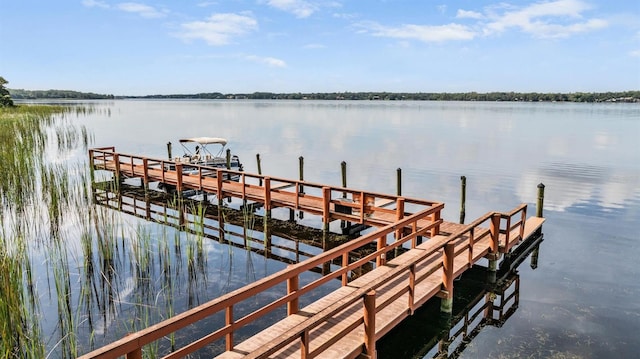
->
[81, 147, 545, 359]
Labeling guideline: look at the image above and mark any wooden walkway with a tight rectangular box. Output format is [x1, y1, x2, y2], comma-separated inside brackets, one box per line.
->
[89, 147, 444, 234]
[81, 148, 545, 359]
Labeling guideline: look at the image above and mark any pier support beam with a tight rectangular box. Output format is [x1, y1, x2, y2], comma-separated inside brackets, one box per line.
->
[264, 177, 272, 219]
[487, 213, 501, 284]
[362, 290, 377, 359]
[440, 242, 455, 314]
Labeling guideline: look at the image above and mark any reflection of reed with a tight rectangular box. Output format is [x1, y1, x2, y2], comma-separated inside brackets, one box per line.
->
[95, 184, 342, 274]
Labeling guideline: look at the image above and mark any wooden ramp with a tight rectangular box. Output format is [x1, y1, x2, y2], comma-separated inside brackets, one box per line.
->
[80, 147, 545, 359]
[216, 217, 544, 359]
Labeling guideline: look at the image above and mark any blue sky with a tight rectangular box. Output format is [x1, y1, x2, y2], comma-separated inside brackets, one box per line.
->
[1, 0, 639, 95]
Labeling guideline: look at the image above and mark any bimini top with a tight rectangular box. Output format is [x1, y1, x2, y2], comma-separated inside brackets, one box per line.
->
[179, 137, 228, 146]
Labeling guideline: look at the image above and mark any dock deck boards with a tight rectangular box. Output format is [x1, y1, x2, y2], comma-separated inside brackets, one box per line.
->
[216, 217, 543, 359]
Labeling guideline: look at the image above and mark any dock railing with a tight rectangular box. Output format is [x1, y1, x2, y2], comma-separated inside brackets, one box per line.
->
[89, 148, 443, 230]
[238, 207, 529, 358]
[83, 147, 531, 359]
[78, 202, 444, 359]
[78, 202, 529, 359]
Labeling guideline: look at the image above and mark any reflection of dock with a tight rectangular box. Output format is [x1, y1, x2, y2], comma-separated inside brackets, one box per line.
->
[82, 148, 545, 359]
[93, 183, 366, 274]
[379, 233, 543, 358]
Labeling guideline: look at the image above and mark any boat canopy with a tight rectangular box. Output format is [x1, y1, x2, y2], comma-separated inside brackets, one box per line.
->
[179, 137, 228, 146]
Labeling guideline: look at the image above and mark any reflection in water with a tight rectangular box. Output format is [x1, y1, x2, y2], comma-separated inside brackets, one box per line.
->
[518, 162, 640, 213]
[378, 229, 544, 359]
[88, 180, 373, 355]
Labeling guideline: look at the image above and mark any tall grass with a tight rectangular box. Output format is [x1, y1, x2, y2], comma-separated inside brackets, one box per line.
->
[1, 103, 269, 358]
[0, 105, 77, 358]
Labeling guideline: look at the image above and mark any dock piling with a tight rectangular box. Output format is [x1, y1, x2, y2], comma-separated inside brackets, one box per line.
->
[536, 183, 545, 217]
[440, 242, 455, 314]
[166, 142, 172, 160]
[363, 290, 377, 359]
[341, 161, 347, 186]
[226, 149, 231, 170]
[299, 156, 304, 193]
[397, 168, 402, 196]
[459, 176, 466, 224]
[256, 153, 262, 186]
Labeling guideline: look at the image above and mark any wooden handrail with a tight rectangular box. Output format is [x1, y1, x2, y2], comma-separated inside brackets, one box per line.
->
[78, 200, 441, 359]
[89, 148, 442, 208]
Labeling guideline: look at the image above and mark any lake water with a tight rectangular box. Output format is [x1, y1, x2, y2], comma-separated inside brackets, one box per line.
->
[14, 99, 640, 358]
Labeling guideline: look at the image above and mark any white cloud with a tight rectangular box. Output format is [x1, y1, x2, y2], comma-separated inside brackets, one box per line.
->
[359, 22, 476, 43]
[630, 49, 640, 58]
[116, 2, 167, 18]
[303, 43, 326, 49]
[178, 13, 258, 46]
[245, 55, 287, 67]
[456, 9, 484, 20]
[266, 0, 317, 18]
[437, 5, 447, 14]
[82, 0, 109, 8]
[481, 0, 608, 38]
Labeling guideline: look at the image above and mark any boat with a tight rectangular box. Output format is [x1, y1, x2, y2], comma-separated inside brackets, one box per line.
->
[160, 137, 243, 194]
[173, 137, 243, 172]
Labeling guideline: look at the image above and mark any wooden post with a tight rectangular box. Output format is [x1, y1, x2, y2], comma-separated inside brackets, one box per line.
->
[441, 242, 455, 314]
[430, 210, 441, 237]
[394, 198, 405, 258]
[142, 158, 149, 191]
[166, 141, 172, 160]
[322, 186, 331, 228]
[113, 153, 121, 185]
[299, 156, 304, 193]
[264, 177, 272, 218]
[488, 213, 500, 283]
[536, 183, 545, 217]
[256, 153, 263, 186]
[88, 149, 95, 184]
[363, 290, 377, 359]
[226, 305, 234, 351]
[226, 148, 231, 170]
[300, 330, 310, 358]
[126, 348, 142, 359]
[341, 252, 349, 286]
[175, 163, 183, 194]
[341, 161, 347, 198]
[264, 214, 271, 257]
[530, 243, 540, 270]
[287, 270, 299, 315]
[217, 169, 224, 206]
[396, 168, 402, 196]
[256, 153, 262, 174]
[376, 234, 386, 267]
[123, 333, 142, 359]
[408, 263, 416, 314]
[459, 176, 466, 224]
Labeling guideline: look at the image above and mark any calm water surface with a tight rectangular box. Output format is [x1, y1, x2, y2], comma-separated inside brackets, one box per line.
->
[25, 100, 640, 357]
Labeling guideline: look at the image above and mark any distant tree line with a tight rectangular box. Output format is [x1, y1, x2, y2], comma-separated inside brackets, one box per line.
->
[9, 88, 115, 100]
[7, 88, 640, 103]
[223, 91, 640, 102]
